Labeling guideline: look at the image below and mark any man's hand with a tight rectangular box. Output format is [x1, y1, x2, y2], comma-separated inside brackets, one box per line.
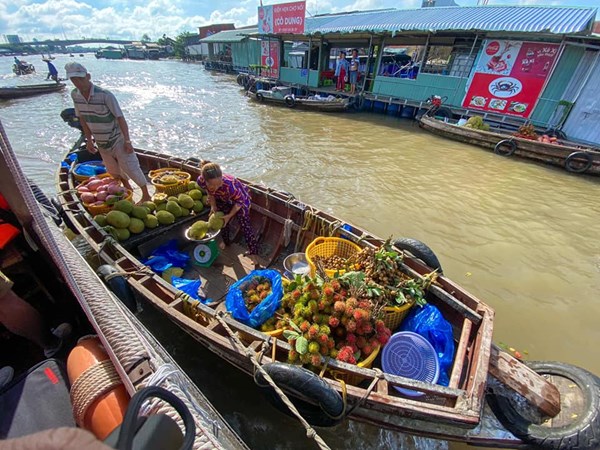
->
[86, 140, 97, 154]
[124, 141, 134, 154]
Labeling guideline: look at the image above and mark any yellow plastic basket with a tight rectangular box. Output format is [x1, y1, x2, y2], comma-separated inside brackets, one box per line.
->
[150, 169, 192, 196]
[332, 344, 380, 385]
[305, 237, 361, 278]
[84, 189, 133, 217]
[382, 303, 414, 332]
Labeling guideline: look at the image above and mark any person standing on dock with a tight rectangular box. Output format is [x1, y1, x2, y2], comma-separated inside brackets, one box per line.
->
[334, 51, 348, 92]
[349, 49, 360, 95]
[64, 62, 151, 203]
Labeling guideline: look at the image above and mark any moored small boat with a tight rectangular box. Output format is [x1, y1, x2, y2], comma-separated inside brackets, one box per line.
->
[0, 83, 66, 100]
[251, 86, 350, 112]
[419, 115, 600, 176]
[55, 117, 600, 449]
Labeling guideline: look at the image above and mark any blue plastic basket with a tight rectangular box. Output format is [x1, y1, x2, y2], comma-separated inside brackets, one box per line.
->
[382, 331, 440, 397]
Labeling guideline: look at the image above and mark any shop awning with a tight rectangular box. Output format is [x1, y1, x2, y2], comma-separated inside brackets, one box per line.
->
[303, 6, 597, 36]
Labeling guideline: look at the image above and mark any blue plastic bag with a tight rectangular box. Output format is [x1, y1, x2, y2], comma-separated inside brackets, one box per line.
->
[225, 269, 283, 328]
[142, 240, 189, 274]
[172, 276, 211, 304]
[400, 304, 455, 386]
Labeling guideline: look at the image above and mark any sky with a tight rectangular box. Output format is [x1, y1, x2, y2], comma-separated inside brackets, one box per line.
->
[1, 0, 599, 43]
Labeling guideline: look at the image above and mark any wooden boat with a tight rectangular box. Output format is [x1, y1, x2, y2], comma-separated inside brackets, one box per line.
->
[55, 131, 600, 449]
[251, 86, 350, 112]
[12, 63, 35, 76]
[0, 83, 66, 100]
[419, 115, 600, 176]
[0, 121, 248, 449]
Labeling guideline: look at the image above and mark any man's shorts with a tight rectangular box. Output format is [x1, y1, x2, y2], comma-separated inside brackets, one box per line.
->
[0, 270, 14, 298]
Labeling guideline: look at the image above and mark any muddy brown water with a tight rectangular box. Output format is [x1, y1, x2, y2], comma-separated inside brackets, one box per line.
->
[2, 56, 599, 449]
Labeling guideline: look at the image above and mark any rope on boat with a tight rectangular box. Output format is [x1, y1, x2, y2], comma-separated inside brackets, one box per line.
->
[70, 359, 123, 426]
[102, 266, 155, 282]
[214, 311, 332, 450]
[0, 121, 230, 450]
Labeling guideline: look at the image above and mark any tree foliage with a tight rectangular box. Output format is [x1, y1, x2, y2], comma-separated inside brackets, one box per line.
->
[173, 31, 197, 59]
[141, 34, 151, 42]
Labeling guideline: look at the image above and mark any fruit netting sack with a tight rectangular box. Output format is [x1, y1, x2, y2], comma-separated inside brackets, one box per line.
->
[225, 269, 283, 328]
[400, 303, 455, 386]
[142, 239, 189, 274]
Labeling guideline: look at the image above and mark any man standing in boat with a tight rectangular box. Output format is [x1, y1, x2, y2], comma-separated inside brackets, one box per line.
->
[64, 62, 151, 203]
[45, 59, 59, 83]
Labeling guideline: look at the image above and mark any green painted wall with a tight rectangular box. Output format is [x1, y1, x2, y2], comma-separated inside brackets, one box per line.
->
[372, 74, 469, 106]
[529, 45, 585, 126]
[232, 40, 261, 70]
[280, 68, 320, 87]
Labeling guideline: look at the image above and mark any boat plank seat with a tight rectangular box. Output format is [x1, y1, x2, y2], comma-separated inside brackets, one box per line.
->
[489, 344, 561, 418]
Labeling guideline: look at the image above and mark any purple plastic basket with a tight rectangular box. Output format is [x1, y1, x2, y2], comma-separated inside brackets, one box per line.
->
[382, 331, 440, 397]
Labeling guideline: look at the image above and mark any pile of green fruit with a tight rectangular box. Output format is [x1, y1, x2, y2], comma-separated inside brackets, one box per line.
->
[187, 211, 225, 240]
[464, 116, 490, 131]
[94, 181, 209, 241]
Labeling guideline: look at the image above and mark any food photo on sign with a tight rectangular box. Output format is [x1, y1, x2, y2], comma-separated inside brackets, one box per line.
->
[462, 39, 559, 117]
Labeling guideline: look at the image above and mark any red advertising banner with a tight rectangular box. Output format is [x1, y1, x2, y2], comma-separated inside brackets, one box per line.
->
[462, 40, 560, 117]
[258, 1, 306, 34]
[261, 41, 280, 78]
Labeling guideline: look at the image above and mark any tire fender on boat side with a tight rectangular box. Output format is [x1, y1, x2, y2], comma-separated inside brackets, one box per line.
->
[236, 74, 245, 86]
[487, 361, 600, 450]
[393, 238, 443, 275]
[256, 92, 264, 102]
[494, 139, 517, 156]
[284, 95, 296, 108]
[27, 178, 62, 226]
[67, 336, 130, 440]
[565, 151, 593, 173]
[254, 362, 344, 427]
[51, 196, 79, 235]
[97, 265, 137, 313]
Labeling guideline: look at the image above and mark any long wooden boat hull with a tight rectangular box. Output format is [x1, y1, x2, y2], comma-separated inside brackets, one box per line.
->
[252, 92, 350, 112]
[0, 83, 66, 100]
[56, 146, 594, 448]
[419, 115, 600, 176]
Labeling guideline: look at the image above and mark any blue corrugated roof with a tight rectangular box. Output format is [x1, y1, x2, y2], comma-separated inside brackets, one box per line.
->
[304, 6, 597, 35]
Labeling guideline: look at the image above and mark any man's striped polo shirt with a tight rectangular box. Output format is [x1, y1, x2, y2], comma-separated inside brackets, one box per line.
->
[71, 84, 124, 150]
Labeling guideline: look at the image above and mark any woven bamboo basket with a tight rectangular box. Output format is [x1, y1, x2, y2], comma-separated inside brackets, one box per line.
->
[150, 168, 191, 196]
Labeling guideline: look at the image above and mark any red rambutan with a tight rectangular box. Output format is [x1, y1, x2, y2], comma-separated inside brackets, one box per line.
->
[328, 316, 340, 328]
[310, 353, 322, 366]
[299, 320, 311, 333]
[346, 319, 357, 333]
[323, 286, 334, 297]
[334, 301, 345, 313]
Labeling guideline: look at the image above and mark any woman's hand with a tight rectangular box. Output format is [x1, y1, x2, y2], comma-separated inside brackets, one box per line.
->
[86, 139, 97, 154]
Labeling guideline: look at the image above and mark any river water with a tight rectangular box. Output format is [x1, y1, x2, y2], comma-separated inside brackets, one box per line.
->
[1, 56, 600, 450]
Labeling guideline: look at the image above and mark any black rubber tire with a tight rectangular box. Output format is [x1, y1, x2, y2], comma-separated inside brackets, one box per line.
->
[236, 74, 245, 86]
[50, 197, 79, 235]
[27, 179, 62, 226]
[487, 361, 600, 450]
[494, 139, 517, 156]
[284, 95, 296, 108]
[256, 92, 264, 102]
[254, 362, 344, 427]
[565, 151, 593, 174]
[393, 238, 443, 274]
